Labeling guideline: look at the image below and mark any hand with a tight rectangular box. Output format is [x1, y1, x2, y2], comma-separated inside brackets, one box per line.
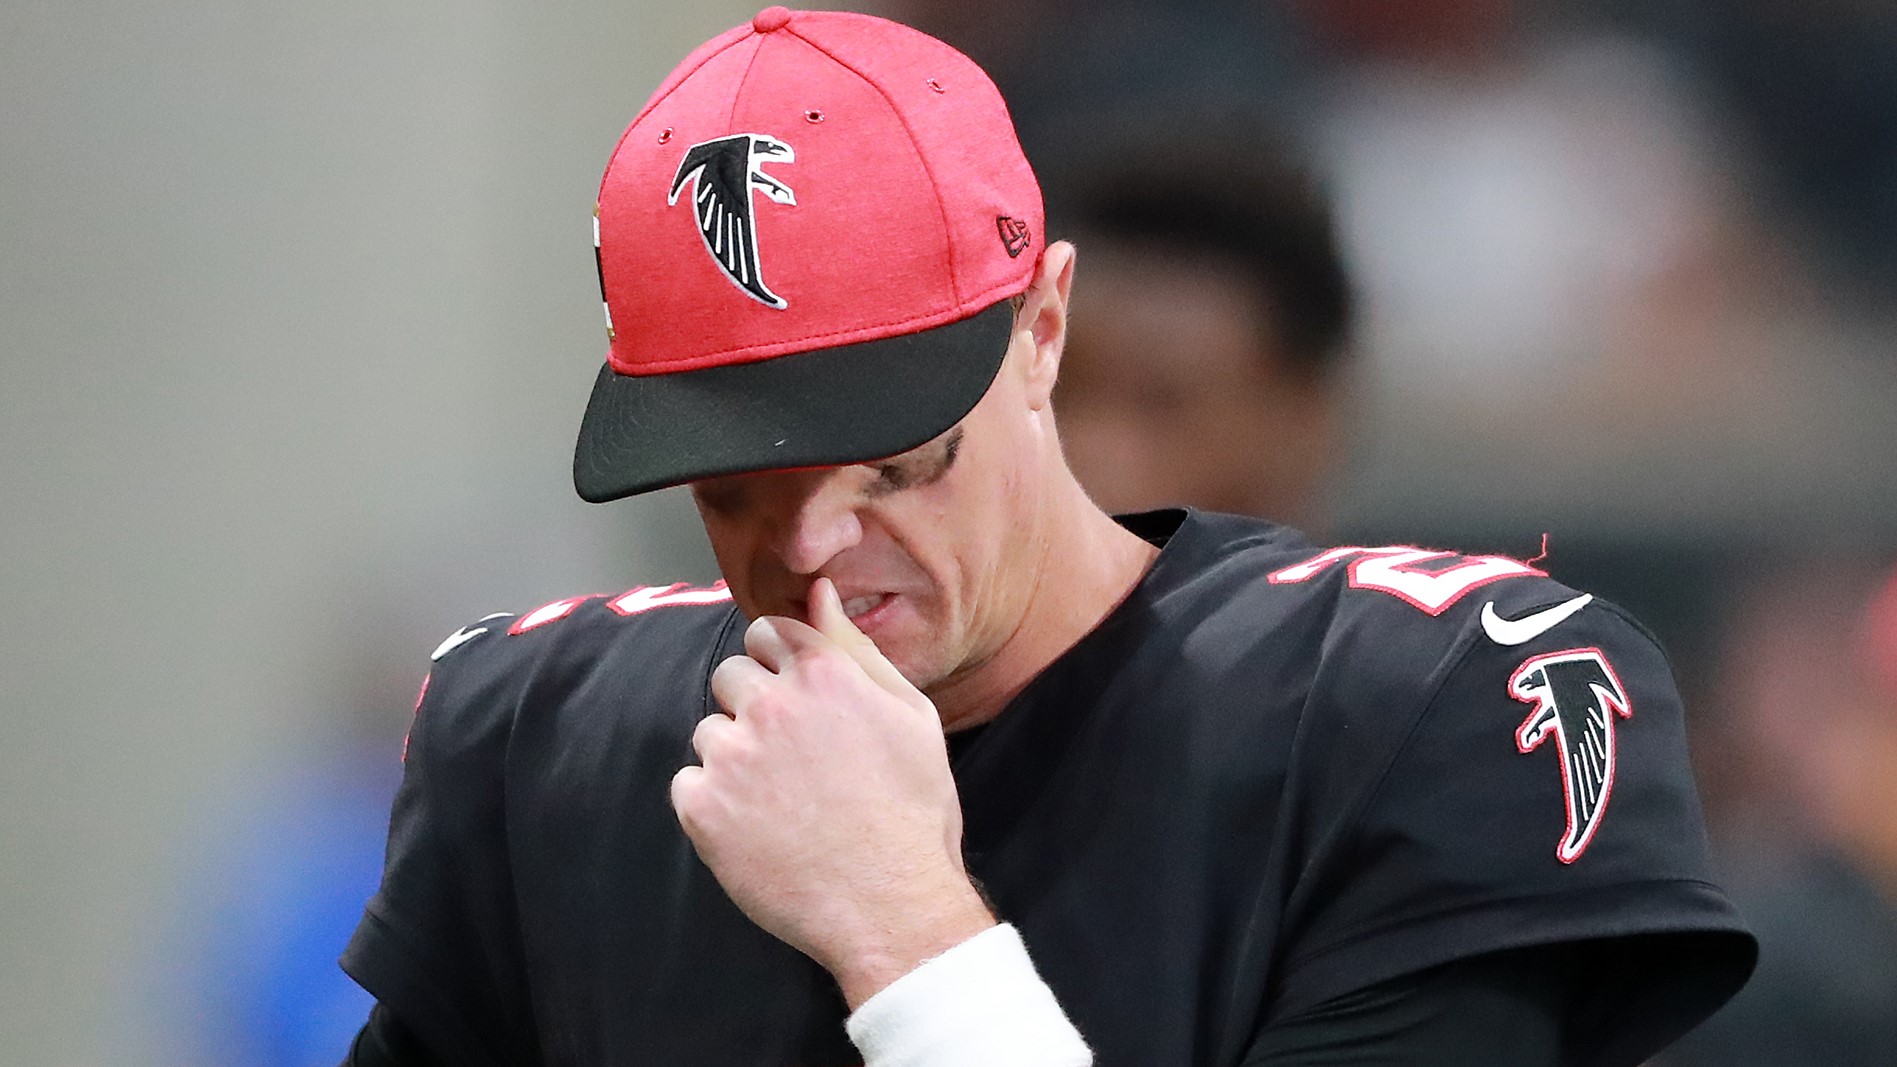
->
[671, 577, 995, 1007]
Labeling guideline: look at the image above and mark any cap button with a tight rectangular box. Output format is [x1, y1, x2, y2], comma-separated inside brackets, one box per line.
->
[752, 6, 792, 32]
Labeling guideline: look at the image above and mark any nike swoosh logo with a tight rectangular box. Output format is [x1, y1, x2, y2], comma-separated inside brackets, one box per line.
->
[431, 625, 489, 661]
[1481, 593, 1593, 646]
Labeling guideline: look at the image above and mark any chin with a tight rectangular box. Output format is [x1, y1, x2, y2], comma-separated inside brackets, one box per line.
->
[877, 640, 951, 693]
[853, 600, 961, 694]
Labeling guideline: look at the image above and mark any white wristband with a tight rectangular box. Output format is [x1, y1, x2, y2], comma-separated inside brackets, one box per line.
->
[844, 923, 1093, 1067]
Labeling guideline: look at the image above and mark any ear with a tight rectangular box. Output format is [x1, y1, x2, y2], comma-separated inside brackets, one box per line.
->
[1020, 240, 1077, 412]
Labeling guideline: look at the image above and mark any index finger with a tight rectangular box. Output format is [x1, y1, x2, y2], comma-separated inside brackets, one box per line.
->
[807, 576, 924, 703]
[741, 612, 829, 672]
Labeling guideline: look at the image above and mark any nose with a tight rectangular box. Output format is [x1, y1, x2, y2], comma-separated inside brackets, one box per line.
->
[769, 471, 865, 576]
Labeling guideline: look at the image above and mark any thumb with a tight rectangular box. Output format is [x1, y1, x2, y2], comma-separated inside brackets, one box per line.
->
[809, 577, 925, 702]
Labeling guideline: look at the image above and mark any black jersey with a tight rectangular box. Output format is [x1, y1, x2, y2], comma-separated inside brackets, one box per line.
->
[343, 509, 1754, 1066]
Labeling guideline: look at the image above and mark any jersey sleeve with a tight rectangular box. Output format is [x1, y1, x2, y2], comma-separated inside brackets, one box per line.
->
[1270, 597, 1755, 1064]
[1244, 945, 1575, 1067]
[339, 628, 541, 1067]
[342, 1002, 446, 1067]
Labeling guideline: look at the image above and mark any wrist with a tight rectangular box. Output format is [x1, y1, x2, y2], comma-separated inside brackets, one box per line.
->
[845, 923, 1093, 1067]
[826, 880, 996, 1009]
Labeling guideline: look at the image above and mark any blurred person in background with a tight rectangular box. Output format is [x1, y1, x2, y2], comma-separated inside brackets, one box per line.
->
[1043, 132, 1354, 533]
[1662, 559, 1897, 1066]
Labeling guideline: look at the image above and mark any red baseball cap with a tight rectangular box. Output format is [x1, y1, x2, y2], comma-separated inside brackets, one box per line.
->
[573, 6, 1044, 502]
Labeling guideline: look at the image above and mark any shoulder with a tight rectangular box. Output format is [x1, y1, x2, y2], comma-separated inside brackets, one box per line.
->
[424, 580, 740, 676]
[1249, 535, 1660, 705]
[1158, 514, 1631, 685]
[1123, 514, 1675, 731]
[409, 580, 741, 757]
[1194, 529, 1685, 828]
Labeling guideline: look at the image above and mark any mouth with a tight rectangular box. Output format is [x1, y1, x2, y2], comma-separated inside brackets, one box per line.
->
[841, 592, 888, 620]
[785, 590, 899, 629]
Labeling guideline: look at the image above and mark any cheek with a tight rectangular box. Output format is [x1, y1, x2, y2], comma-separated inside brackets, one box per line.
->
[961, 457, 1034, 623]
[877, 496, 983, 625]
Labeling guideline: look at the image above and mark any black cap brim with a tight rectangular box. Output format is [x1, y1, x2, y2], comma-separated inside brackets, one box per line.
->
[573, 299, 1015, 502]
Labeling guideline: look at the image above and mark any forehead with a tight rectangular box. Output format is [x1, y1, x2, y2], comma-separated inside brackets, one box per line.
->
[689, 421, 962, 491]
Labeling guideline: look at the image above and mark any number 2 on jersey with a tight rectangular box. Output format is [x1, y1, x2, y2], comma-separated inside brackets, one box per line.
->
[1268, 546, 1544, 615]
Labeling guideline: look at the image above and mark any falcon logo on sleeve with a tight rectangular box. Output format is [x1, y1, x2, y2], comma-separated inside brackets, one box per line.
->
[1508, 647, 1634, 864]
[668, 133, 796, 309]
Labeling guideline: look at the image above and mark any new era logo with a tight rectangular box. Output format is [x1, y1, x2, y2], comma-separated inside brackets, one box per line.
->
[996, 216, 1031, 258]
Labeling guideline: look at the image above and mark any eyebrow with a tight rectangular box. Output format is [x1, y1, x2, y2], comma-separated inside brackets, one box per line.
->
[869, 427, 963, 495]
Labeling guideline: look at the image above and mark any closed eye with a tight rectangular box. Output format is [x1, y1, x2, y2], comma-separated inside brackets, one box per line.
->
[865, 427, 963, 499]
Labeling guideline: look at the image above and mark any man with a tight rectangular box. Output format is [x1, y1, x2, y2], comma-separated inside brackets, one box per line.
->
[341, 8, 1754, 1065]
[1045, 132, 1353, 532]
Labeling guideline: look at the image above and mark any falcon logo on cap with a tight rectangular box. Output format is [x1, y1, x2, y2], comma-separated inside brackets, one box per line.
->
[667, 133, 796, 309]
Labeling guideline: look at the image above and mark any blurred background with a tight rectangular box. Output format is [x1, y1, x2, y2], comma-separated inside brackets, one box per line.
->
[2, 0, 1892, 1063]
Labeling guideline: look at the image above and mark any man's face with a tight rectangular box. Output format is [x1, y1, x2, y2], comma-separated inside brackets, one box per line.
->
[689, 337, 1041, 694]
[1055, 244, 1336, 529]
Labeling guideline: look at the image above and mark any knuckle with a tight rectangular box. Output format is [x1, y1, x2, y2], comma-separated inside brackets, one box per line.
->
[799, 647, 857, 687]
[669, 767, 701, 812]
[743, 690, 792, 724]
[670, 767, 731, 840]
[691, 713, 753, 767]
